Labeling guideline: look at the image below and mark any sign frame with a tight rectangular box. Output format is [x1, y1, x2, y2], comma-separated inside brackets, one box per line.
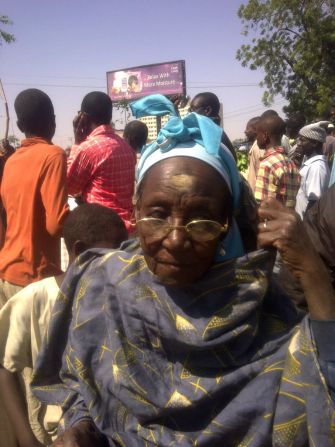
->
[106, 60, 186, 103]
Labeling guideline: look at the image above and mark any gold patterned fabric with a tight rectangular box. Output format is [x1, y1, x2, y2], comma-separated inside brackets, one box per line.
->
[32, 241, 335, 446]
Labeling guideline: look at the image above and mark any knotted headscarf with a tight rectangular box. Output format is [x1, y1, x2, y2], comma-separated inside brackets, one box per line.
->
[130, 94, 244, 260]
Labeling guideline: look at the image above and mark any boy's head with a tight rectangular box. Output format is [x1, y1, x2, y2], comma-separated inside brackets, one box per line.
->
[297, 121, 327, 157]
[123, 120, 148, 153]
[245, 116, 261, 143]
[14, 89, 56, 141]
[81, 91, 113, 126]
[285, 113, 306, 139]
[189, 92, 221, 124]
[256, 115, 286, 149]
[63, 203, 128, 263]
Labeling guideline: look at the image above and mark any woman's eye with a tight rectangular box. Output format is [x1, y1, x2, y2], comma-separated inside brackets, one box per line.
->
[149, 210, 167, 219]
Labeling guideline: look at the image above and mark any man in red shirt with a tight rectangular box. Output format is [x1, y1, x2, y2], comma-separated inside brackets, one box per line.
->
[67, 92, 136, 232]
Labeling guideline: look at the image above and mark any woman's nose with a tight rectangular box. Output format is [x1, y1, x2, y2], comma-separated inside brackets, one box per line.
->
[162, 225, 191, 252]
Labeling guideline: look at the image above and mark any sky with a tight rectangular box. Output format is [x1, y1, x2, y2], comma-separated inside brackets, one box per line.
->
[0, 0, 287, 147]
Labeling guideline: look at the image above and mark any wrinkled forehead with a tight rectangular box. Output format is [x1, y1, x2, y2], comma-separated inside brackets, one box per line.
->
[140, 156, 229, 196]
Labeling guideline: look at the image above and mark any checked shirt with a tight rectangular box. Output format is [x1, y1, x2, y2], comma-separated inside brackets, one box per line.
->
[67, 125, 136, 231]
[254, 146, 300, 208]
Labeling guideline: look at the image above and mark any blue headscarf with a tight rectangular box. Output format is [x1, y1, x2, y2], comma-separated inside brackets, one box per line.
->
[130, 95, 244, 261]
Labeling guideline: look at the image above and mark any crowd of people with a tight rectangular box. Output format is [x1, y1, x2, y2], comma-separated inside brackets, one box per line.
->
[0, 87, 334, 447]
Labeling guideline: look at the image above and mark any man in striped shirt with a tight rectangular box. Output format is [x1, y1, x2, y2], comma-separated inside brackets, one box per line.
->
[67, 92, 136, 232]
[254, 115, 300, 208]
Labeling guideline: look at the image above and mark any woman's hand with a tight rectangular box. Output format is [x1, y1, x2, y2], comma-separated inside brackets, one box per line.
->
[258, 198, 335, 320]
[52, 420, 107, 447]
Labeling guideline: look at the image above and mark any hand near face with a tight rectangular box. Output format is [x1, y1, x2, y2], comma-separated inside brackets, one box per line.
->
[73, 112, 90, 145]
[291, 146, 304, 168]
[258, 198, 335, 319]
[258, 199, 313, 277]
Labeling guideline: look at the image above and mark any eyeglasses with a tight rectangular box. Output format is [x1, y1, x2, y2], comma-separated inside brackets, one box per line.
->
[135, 218, 228, 242]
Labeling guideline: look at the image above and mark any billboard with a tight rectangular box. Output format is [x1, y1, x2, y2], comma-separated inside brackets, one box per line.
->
[106, 60, 186, 102]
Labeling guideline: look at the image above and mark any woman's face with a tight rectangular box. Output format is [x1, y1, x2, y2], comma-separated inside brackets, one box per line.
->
[136, 157, 232, 287]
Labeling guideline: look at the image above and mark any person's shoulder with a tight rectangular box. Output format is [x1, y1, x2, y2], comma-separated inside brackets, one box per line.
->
[16, 276, 58, 299]
[0, 279, 46, 314]
[308, 156, 329, 173]
[236, 248, 275, 271]
[106, 131, 135, 153]
[271, 151, 297, 171]
[81, 239, 143, 278]
[30, 276, 59, 309]
[90, 127, 134, 152]
[48, 144, 67, 157]
[101, 239, 142, 267]
[217, 248, 275, 277]
[35, 143, 66, 161]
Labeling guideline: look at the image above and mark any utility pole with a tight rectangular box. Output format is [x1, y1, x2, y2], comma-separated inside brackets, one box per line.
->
[0, 79, 9, 141]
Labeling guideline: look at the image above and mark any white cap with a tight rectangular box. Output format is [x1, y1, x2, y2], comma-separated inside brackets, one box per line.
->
[299, 121, 329, 143]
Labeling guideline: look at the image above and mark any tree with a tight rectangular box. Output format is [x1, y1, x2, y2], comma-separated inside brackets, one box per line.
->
[0, 15, 15, 45]
[113, 98, 131, 129]
[236, 0, 335, 120]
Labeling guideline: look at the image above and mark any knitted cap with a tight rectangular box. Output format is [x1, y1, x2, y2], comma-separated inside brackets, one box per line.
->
[299, 121, 329, 143]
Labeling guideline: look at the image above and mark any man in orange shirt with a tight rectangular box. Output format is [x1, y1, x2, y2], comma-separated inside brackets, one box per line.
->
[0, 89, 68, 445]
[0, 89, 68, 304]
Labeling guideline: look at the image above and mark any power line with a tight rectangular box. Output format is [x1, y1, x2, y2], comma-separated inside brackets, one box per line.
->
[3, 82, 105, 89]
[3, 81, 260, 89]
[3, 74, 259, 87]
[224, 100, 286, 119]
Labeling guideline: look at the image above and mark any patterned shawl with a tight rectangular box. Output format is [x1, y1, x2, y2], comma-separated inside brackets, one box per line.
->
[32, 240, 335, 446]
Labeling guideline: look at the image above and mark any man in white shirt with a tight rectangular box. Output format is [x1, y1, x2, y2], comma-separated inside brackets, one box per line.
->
[0, 203, 127, 447]
[295, 121, 330, 219]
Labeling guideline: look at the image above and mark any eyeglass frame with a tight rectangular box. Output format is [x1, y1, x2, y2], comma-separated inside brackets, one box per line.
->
[133, 217, 229, 242]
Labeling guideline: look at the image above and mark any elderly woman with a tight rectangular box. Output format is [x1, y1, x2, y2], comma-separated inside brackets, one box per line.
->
[33, 97, 335, 447]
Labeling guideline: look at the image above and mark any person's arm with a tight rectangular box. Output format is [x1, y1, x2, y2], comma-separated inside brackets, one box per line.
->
[0, 367, 43, 447]
[309, 320, 335, 400]
[254, 163, 270, 204]
[247, 144, 258, 191]
[258, 199, 335, 320]
[303, 186, 335, 285]
[40, 151, 69, 237]
[66, 144, 96, 197]
[305, 163, 329, 209]
[221, 131, 236, 161]
[0, 291, 42, 446]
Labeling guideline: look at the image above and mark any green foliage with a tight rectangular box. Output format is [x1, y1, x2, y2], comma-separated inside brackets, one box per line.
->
[236, 0, 335, 120]
[114, 98, 131, 127]
[115, 98, 129, 110]
[0, 15, 15, 45]
[236, 151, 249, 173]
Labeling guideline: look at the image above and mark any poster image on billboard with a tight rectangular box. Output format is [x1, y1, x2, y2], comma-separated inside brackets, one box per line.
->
[106, 60, 186, 102]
